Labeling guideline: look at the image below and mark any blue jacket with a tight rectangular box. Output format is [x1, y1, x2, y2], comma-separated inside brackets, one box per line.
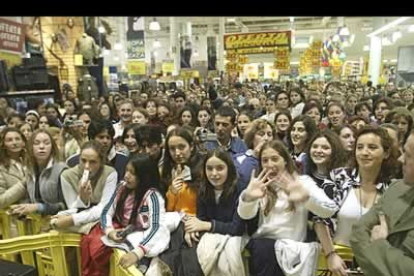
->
[205, 137, 247, 158]
[233, 150, 259, 192]
[197, 186, 246, 236]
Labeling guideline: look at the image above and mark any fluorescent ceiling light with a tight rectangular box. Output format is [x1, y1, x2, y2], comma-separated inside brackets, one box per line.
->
[98, 26, 105, 33]
[383, 59, 389, 63]
[227, 18, 236, 23]
[391, 59, 398, 63]
[363, 45, 370, 51]
[290, 61, 299, 65]
[368, 17, 411, 37]
[149, 18, 161, 31]
[290, 17, 295, 23]
[339, 26, 350, 36]
[409, 25, 414, 32]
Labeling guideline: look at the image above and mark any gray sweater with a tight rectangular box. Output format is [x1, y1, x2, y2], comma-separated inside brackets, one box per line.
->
[27, 159, 67, 215]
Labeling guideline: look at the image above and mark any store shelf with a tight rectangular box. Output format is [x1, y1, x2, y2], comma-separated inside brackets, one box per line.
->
[0, 89, 55, 98]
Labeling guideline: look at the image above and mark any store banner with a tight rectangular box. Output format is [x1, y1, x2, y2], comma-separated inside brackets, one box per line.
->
[127, 60, 146, 75]
[162, 60, 174, 73]
[0, 18, 24, 53]
[207, 36, 217, 70]
[224, 31, 291, 50]
[274, 46, 290, 70]
[126, 17, 145, 60]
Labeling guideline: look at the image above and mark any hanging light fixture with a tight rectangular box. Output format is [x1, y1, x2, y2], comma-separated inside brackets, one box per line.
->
[149, 17, 161, 31]
[392, 30, 402, 43]
[339, 26, 350, 36]
[153, 39, 161, 48]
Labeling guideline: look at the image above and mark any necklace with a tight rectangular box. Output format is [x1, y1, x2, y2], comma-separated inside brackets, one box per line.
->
[358, 186, 378, 217]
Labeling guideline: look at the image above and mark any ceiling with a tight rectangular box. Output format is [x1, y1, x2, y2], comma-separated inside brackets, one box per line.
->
[144, 16, 414, 61]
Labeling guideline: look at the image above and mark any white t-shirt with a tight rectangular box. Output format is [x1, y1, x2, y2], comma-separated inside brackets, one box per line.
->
[334, 187, 368, 246]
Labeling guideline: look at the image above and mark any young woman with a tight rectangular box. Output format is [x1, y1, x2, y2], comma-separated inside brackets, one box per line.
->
[373, 97, 394, 125]
[305, 130, 347, 186]
[261, 97, 277, 123]
[275, 90, 290, 112]
[334, 124, 357, 169]
[237, 140, 338, 275]
[19, 122, 33, 141]
[184, 149, 246, 247]
[274, 111, 292, 146]
[81, 154, 169, 274]
[287, 115, 318, 174]
[0, 127, 27, 209]
[290, 88, 306, 119]
[233, 119, 275, 191]
[10, 129, 67, 216]
[385, 107, 413, 147]
[132, 108, 149, 126]
[7, 113, 25, 128]
[314, 126, 398, 276]
[62, 99, 78, 122]
[52, 141, 118, 233]
[402, 89, 414, 106]
[178, 106, 197, 128]
[236, 111, 254, 140]
[326, 102, 346, 130]
[197, 106, 213, 131]
[156, 102, 175, 134]
[38, 115, 61, 130]
[302, 100, 325, 129]
[349, 115, 369, 131]
[122, 123, 141, 156]
[143, 99, 158, 123]
[46, 103, 63, 126]
[99, 102, 115, 123]
[161, 127, 204, 216]
[355, 101, 372, 123]
[345, 94, 358, 117]
[25, 110, 40, 130]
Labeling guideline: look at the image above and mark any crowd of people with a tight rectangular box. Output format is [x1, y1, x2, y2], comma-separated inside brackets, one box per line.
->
[0, 77, 414, 276]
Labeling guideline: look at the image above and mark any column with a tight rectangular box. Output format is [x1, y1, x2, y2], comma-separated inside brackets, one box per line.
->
[218, 17, 225, 73]
[368, 18, 384, 86]
[169, 17, 179, 76]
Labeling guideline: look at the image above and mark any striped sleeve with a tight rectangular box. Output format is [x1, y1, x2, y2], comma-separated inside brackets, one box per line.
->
[133, 190, 170, 257]
[101, 182, 123, 234]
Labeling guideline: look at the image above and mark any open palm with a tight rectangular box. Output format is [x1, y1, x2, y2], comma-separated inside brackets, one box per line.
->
[245, 169, 274, 201]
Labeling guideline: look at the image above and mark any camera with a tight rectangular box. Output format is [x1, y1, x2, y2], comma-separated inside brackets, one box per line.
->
[197, 128, 209, 142]
[64, 119, 83, 127]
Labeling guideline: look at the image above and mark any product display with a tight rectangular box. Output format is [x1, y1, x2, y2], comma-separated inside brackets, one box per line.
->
[74, 33, 100, 66]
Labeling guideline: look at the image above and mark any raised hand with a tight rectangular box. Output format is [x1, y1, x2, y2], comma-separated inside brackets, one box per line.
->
[171, 165, 183, 195]
[244, 169, 274, 202]
[274, 171, 309, 203]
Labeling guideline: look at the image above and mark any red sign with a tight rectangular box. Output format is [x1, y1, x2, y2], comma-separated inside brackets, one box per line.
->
[0, 18, 24, 53]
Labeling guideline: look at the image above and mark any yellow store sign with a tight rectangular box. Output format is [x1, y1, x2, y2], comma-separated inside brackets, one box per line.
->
[224, 31, 291, 50]
[127, 61, 146, 75]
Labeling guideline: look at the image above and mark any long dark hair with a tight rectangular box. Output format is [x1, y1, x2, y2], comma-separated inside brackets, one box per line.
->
[354, 126, 399, 183]
[161, 127, 202, 192]
[305, 130, 347, 175]
[287, 115, 318, 153]
[114, 154, 161, 226]
[199, 150, 237, 202]
[259, 140, 296, 215]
